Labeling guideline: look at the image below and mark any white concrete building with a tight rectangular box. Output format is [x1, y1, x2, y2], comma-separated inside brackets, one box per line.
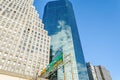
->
[0, 0, 50, 78]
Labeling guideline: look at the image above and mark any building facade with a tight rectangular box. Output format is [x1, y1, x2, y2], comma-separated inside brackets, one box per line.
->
[43, 0, 89, 80]
[86, 63, 98, 80]
[0, 73, 48, 80]
[0, 0, 50, 78]
[86, 63, 112, 80]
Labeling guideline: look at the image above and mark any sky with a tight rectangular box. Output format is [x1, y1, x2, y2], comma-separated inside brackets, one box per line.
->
[33, 0, 120, 80]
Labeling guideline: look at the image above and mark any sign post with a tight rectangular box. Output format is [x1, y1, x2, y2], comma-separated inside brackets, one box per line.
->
[40, 48, 63, 78]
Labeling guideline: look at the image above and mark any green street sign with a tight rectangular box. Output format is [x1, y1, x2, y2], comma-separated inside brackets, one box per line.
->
[46, 49, 63, 73]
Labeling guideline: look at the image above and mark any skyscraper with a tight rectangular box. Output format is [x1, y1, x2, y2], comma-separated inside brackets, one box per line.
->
[86, 63, 99, 80]
[0, 0, 50, 78]
[43, 0, 89, 80]
[86, 62, 112, 80]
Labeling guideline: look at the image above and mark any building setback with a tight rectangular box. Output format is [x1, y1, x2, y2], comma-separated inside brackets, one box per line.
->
[86, 62, 112, 80]
[0, 0, 50, 78]
[43, 0, 89, 80]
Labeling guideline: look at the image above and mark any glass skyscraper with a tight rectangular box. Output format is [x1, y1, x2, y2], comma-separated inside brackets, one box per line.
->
[43, 0, 89, 80]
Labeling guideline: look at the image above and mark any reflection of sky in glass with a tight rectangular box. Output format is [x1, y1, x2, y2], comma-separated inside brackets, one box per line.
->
[51, 20, 73, 54]
[43, 0, 89, 80]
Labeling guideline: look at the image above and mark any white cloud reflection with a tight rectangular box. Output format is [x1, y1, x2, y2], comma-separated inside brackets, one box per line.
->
[51, 20, 73, 55]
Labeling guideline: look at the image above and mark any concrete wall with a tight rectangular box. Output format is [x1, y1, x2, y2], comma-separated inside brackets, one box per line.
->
[0, 74, 27, 80]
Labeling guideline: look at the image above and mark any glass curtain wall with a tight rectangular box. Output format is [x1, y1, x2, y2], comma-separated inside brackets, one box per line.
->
[42, 0, 89, 80]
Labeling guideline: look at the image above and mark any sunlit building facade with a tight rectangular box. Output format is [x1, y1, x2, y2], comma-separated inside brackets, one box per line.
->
[43, 0, 89, 80]
[0, 0, 50, 78]
[86, 62, 112, 80]
[86, 63, 98, 80]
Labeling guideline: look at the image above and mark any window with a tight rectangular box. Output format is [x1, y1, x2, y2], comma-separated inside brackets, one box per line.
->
[2, 11, 6, 15]
[39, 49, 42, 51]
[13, 61, 16, 65]
[7, 60, 10, 64]
[28, 28, 30, 31]
[19, 57, 22, 60]
[46, 55, 48, 58]
[23, 64, 26, 67]
[29, 41, 31, 43]
[4, 52, 8, 56]
[24, 59, 27, 62]
[14, 11, 16, 13]
[18, 63, 21, 66]
[19, 45, 21, 48]
[1, 21, 6, 26]
[2, 59, 5, 63]
[0, 65, 2, 69]
[15, 56, 18, 59]
[34, 35, 36, 37]
[28, 66, 30, 69]
[36, 48, 38, 50]
[0, 51, 2, 55]
[27, 49, 29, 52]
[31, 50, 33, 53]
[5, 66, 8, 70]
[29, 61, 32, 63]
[9, 54, 12, 58]
[32, 66, 35, 70]
[29, 56, 32, 59]
[22, 47, 25, 50]
[24, 43, 26, 46]
[0, 8, 2, 11]
[32, 46, 34, 49]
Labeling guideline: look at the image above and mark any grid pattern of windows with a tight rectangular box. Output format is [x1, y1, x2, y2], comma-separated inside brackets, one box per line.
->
[0, 0, 50, 77]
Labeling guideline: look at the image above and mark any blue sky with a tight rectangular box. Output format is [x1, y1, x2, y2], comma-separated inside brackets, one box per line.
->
[34, 0, 120, 80]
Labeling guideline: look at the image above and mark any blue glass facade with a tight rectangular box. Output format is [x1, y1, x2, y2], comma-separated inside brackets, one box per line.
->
[43, 0, 89, 80]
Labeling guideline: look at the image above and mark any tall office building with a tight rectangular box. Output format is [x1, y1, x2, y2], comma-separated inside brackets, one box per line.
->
[86, 62, 112, 80]
[0, 0, 50, 78]
[43, 0, 89, 80]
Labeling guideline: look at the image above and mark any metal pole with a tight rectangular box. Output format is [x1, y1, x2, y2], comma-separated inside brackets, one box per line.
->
[70, 54, 74, 80]
[63, 54, 66, 80]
